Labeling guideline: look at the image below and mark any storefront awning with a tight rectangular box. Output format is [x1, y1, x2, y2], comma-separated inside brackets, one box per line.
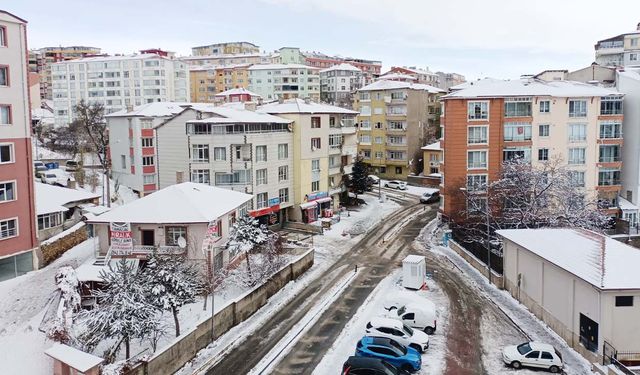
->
[316, 197, 332, 204]
[300, 201, 318, 210]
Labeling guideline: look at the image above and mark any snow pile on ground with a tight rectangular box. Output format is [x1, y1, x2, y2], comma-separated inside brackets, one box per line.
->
[313, 271, 450, 375]
[77, 172, 138, 207]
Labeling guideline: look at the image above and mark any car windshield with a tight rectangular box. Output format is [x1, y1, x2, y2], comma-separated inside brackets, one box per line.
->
[387, 339, 407, 355]
[402, 324, 413, 336]
[554, 348, 563, 361]
[517, 343, 532, 355]
[46, 174, 56, 178]
[396, 306, 406, 316]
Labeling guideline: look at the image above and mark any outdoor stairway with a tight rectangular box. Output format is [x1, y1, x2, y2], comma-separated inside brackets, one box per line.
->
[93, 256, 108, 266]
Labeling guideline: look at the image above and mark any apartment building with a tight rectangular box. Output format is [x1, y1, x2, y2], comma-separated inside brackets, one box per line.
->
[436, 71, 467, 90]
[354, 80, 444, 180]
[303, 51, 382, 78]
[182, 53, 271, 68]
[51, 52, 189, 126]
[271, 47, 305, 65]
[319, 63, 365, 109]
[618, 68, 640, 223]
[0, 11, 39, 281]
[383, 66, 440, 87]
[258, 99, 358, 223]
[28, 45, 101, 100]
[440, 78, 624, 221]
[189, 64, 250, 102]
[595, 23, 640, 67]
[248, 64, 320, 101]
[191, 42, 260, 56]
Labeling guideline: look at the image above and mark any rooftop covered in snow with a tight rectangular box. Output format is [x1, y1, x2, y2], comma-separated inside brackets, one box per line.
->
[247, 63, 318, 71]
[377, 73, 418, 81]
[186, 106, 292, 124]
[320, 63, 362, 73]
[444, 77, 622, 99]
[45, 343, 103, 372]
[214, 87, 262, 98]
[105, 102, 214, 118]
[421, 141, 442, 151]
[497, 228, 640, 290]
[358, 79, 444, 93]
[35, 182, 100, 215]
[87, 182, 253, 224]
[258, 98, 358, 115]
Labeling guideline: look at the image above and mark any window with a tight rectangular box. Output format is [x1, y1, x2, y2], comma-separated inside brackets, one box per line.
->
[503, 122, 532, 141]
[395, 167, 402, 174]
[468, 101, 488, 120]
[0, 144, 13, 163]
[312, 159, 320, 171]
[0, 105, 11, 125]
[38, 212, 62, 230]
[504, 99, 532, 117]
[388, 121, 405, 131]
[141, 138, 153, 147]
[598, 168, 620, 186]
[616, 296, 634, 307]
[329, 134, 343, 148]
[525, 351, 540, 359]
[468, 151, 487, 169]
[504, 147, 531, 162]
[374, 136, 383, 144]
[0, 26, 5, 47]
[279, 188, 289, 203]
[467, 174, 487, 192]
[166, 226, 187, 246]
[359, 135, 371, 144]
[360, 120, 371, 129]
[539, 124, 550, 137]
[143, 174, 156, 184]
[569, 100, 587, 117]
[120, 155, 126, 169]
[538, 148, 549, 161]
[311, 137, 321, 150]
[278, 144, 288, 159]
[600, 96, 623, 115]
[0, 218, 17, 239]
[568, 148, 585, 165]
[311, 116, 321, 128]
[0, 66, 7, 86]
[191, 144, 209, 162]
[215, 170, 252, 185]
[256, 145, 267, 162]
[539, 100, 550, 113]
[256, 193, 268, 209]
[569, 171, 585, 187]
[0, 181, 15, 202]
[631, 53, 638, 62]
[467, 196, 487, 214]
[599, 121, 622, 139]
[599, 145, 620, 162]
[633, 38, 639, 47]
[142, 156, 154, 166]
[468, 126, 488, 144]
[256, 169, 267, 185]
[568, 124, 587, 142]
[278, 166, 288, 181]
[387, 151, 405, 160]
[360, 92, 370, 100]
[214, 147, 226, 161]
[375, 151, 383, 159]
[311, 181, 320, 192]
[541, 352, 554, 360]
[191, 169, 210, 184]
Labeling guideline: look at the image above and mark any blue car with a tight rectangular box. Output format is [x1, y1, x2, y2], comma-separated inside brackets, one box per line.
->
[355, 336, 421, 373]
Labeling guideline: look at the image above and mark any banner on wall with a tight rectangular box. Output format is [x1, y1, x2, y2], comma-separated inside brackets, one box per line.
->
[110, 222, 133, 255]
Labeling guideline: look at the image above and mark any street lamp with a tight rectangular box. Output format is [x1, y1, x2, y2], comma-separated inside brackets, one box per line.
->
[460, 187, 491, 285]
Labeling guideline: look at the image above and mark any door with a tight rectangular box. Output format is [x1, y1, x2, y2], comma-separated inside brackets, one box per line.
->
[141, 230, 155, 246]
[579, 313, 599, 352]
[402, 312, 417, 327]
[524, 350, 541, 368]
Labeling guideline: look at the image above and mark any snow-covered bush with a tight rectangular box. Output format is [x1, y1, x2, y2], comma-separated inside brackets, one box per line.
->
[46, 266, 81, 344]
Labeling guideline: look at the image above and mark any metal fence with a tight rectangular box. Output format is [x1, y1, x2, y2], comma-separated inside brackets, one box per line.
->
[450, 224, 504, 274]
[603, 341, 639, 375]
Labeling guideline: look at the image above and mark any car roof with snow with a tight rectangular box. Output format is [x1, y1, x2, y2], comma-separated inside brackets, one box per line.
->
[370, 317, 404, 328]
[404, 300, 436, 311]
[527, 342, 556, 352]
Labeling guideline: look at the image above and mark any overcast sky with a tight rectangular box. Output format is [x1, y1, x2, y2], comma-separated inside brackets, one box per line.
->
[6, 0, 640, 80]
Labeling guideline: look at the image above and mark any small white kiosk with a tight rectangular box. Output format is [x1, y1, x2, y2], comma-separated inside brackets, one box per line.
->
[402, 254, 426, 289]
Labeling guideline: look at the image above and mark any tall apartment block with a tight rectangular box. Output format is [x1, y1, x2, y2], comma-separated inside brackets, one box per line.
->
[354, 80, 444, 180]
[189, 64, 250, 102]
[303, 51, 382, 78]
[191, 42, 260, 56]
[0, 11, 39, 281]
[595, 23, 640, 67]
[51, 52, 189, 126]
[28, 45, 101, 100]
[440, 78, 624, 222]
[319, 63, 365, 109]
[248, 64, 320, 101]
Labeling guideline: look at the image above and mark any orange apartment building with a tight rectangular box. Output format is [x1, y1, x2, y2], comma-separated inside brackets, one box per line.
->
[440, 78, 624, 222]
[189, 64, 250, 102]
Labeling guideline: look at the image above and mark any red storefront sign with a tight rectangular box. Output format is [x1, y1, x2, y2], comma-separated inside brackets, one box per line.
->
[249, 204, 280, 217]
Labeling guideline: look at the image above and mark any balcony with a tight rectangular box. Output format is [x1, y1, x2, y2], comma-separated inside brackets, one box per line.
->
[386, 158, 407, 166]
[341, 125, 357, 135]
[342, 145, 357, 156]
[341, 164, 353, 174]
[599, 156, 621, 163]
[328, 165, 341, 175]
[329, 145, 342, 154]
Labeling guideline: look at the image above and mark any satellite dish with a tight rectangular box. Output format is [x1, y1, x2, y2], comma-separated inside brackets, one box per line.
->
[177, 237, 187, 249]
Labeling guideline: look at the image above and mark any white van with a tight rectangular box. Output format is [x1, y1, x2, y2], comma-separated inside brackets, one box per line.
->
[387, 301, 437, 334]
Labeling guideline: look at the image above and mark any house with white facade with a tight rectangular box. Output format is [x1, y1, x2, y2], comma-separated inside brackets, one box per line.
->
[248, 64, 320, 102]
[87, 182, 252, 268]
[319, 63, 365, 109]
[51, 52, 189, 126]
[499, 228, 640, 362]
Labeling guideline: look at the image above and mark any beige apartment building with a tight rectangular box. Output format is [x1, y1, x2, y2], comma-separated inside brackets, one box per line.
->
[354, 80, 444, 180]
[189, 64, 250, 102]
[191, 42, 260, 57]
[595, 23, 640, 67]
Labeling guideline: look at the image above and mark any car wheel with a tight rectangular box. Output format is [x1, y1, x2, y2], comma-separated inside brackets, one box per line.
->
[424, 326, 435, 335]
[401, 364, 413, 372]
[511, 361, 521, 369]
[549, 365, 560, 373]
[409, 343, 423, 353]
[384, 184, 389, 188]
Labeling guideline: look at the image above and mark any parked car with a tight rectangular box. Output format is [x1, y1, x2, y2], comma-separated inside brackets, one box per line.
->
[386, 302, 437, 335]
[65, 160, 79, 172]
[34, 161, 48, 177]
[384, 180, 407, 190]
[365, 317, 429, 353]
[502, 342, 563, 373]
[419, 191, 440, 204]
[342, 355, 410, 375]
[366, 175, 380, 191]
[354, 337, 421, 373]
[40, 172, 59, 184]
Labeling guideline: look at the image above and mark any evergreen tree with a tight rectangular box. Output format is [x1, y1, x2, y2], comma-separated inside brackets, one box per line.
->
[350, 156, 370, 197]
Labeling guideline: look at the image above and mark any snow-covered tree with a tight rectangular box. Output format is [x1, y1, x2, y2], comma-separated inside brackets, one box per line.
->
[78, 258, 161, 361]
[143, 253, 205, 337]
[228, 215, 270, 254]
[225, 232, 287, 288]
[46, 266, 81, 344]
[349, 156, 369, 197]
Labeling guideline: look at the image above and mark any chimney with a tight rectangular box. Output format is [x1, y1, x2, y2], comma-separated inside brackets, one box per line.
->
[278, 96, 284, 104]
[244, 102, 257, 111]
[304, 97, 311, 104]
[126, 105, 134, 112]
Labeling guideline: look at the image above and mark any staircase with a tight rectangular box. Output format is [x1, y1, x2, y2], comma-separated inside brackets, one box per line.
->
[93, 245, 113, 266]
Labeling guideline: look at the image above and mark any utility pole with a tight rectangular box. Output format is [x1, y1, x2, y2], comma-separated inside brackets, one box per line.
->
[486, 204, 492, 285]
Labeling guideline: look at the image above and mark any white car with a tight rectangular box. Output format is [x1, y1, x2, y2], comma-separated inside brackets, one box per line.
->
[384, 180, 407, 190]
[502, 342, 563, 373]
[385, 302, 437, 335]
[40, 172, 58, 184]
[365, 317, 429, 353]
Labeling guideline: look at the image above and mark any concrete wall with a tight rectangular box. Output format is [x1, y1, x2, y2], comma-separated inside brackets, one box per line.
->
[126, 249, 314, 375]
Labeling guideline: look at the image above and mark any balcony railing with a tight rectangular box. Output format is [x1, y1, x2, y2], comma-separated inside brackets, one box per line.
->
[599, 156, 621, 163]
[133, 245, 186, 254]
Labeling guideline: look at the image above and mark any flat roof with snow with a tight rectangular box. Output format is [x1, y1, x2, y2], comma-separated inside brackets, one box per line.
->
[359, 79, 444, 93]
[258, 98, 358, 115]
[497, 228, 640, 290]
[186, 106, 292, 124]
[45, 344, 103, 372]
[444, 78, 622, 99]
[87, 182, 252, 224]
[214, 87, 262, 97]
[35, 182, 99, 215]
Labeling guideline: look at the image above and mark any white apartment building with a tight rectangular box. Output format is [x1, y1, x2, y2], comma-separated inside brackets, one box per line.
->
[595, 23, 640, 67]
[618, 68, 640, 224]
[51, 53, 189, 126]
[248, 64, 320, 102]
[319, 63, 365, 109]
